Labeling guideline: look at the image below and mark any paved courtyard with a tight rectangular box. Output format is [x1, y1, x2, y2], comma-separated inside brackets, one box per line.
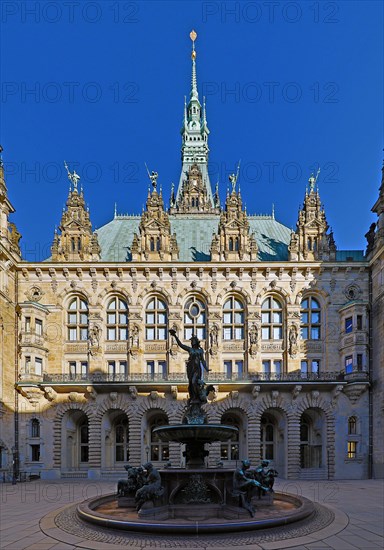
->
[0, 478, 383, 549]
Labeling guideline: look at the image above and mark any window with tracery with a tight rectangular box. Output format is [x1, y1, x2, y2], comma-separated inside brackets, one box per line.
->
[150, 416, 169, 462]
[31, 419, 40, 438]
[301, 297, 321, 340]
[184, 298, 206, 340]
[348, 416, 357, 435]
[67, 297, 88, 341]
[79, 419, 89, 463]
[114, 415, 129, 462]
[220, 413, 240, 461]
[223, 297, 244, 340]
[145, 297, 167, 340]
[107, 298, 128, 341]
[261, 298, 283, 340]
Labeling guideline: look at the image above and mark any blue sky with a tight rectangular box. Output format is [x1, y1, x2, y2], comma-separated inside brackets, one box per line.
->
[1, 0, 383, 261]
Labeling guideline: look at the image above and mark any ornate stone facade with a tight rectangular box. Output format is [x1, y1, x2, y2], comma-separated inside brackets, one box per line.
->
[0, 36, 382, 482]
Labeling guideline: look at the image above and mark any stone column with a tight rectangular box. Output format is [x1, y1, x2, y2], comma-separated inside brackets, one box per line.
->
[287, 414, 301, 479]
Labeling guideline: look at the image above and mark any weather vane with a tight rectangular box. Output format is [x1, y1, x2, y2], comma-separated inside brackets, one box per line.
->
[190, 29, 197, 59]
[64, 161, 80, 191]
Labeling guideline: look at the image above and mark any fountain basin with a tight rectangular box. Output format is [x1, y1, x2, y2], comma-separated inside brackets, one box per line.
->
[153, 423, 238, 444]
[77, 489, 315, 534]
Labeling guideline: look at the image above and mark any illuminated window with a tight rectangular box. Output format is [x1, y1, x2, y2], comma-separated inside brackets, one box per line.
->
[221, 414, 240, 461]
[347, 441, 357, 459]
[150, 415, 169, 462]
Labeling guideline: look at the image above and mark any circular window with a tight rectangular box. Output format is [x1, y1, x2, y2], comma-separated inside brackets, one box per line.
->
[189, 302, 200, 318]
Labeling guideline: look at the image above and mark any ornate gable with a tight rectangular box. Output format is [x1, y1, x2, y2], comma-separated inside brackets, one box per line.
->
[51, 163, 101, 262]
[210, 174, 258, 261]
[289, 172, 336, 261]
[132, 172, 179, 261]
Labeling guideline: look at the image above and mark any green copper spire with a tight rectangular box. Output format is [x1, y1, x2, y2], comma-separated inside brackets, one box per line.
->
[174, 31, 216, 213]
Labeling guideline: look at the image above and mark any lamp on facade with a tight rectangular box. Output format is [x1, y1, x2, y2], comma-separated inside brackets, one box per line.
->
[145, 445, 150, 462]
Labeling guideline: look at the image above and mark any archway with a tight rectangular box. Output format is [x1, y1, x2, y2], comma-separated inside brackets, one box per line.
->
[260, 409, 287, 477]
[101, 409, 129, 471]
[142, 410, 169, 465]
[61, 410, 89, 471]
[220, 410, 246, 467]
[300, 408, 326, 469]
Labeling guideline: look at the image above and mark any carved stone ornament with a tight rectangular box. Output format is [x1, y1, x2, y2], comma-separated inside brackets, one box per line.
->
[43, 386, 57, 402]
[344, 284, 362, 302]
[26, 286, 44, 302]
[343, 383, 368, 404]
[129, 386, 138, 399]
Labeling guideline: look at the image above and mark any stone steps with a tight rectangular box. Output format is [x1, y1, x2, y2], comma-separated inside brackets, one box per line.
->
[299, 468, 328, 480]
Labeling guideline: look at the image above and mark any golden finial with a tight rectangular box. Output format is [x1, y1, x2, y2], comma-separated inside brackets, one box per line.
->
[190, 29, 197, 59]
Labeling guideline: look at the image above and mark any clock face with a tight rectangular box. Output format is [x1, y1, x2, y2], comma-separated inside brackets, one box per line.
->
[192, 179, 197, 186]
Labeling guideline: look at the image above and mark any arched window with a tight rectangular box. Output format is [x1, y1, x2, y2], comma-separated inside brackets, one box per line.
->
[223, 297, 244, 340]
[260, 414, 275, 460]
[301, 297, 321, 340]
[67, 297, 88, 341]
[261, 297, 283, 340]
[145, 297, 167, 340]
[79, 419, 89, 463]
[184, 298, 206, 340]
[156, 237, 161, 251]
[348, 416, 357, 435]
[107, 298, 128, 341]
[150, 237, 155, 251]
[234, 237, 239, 251]
[150, 415, 169, 462]
[31, 419, 40, 438]
[114, 415, 129, 462]
[229, 237, 233, 251]
[221, 413, 240, 461]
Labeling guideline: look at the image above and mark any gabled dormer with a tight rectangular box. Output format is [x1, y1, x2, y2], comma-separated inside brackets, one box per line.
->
[289, 172, 336, 261]
[132, 172, 179, 261]
[0, 147, 21, 259]
[51, 163, 101, 262]
[210, 174, 258, 261]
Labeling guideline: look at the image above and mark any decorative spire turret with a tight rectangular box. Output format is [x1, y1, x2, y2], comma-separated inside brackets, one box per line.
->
[370, 160, 384, 254]
[173, 30, 217, 214]
[0, 146, 21, 258]
[289, 170, 335, 261]
[51, 162, 100, 261]
[210, 171, 258, 261]
[133, 171, 179, 261]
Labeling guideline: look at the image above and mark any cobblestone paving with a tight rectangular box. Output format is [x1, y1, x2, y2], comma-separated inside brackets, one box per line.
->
[53, 503, 334, 547]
